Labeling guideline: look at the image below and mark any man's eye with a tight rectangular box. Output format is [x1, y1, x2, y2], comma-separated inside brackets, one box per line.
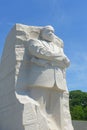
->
[46, 29, 54, 34]
[51, 30, 54, 33]
[50, 30, 54, 33]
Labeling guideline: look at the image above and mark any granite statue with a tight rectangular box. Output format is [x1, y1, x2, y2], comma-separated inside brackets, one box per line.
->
[0, 24, 74, 130]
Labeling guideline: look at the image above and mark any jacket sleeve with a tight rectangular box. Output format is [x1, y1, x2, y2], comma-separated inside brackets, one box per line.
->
[60, 47, 70, 67]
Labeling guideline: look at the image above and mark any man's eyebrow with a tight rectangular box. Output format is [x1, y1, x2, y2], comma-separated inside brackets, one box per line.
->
[50, 29, 54, 33]
[47, 29, 54, 32]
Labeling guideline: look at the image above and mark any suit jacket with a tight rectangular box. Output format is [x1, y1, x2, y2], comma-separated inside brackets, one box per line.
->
[27, 39, 70, 91]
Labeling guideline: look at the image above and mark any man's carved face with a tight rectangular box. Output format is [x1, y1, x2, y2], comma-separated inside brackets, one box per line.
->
[41, 26, 55, 42]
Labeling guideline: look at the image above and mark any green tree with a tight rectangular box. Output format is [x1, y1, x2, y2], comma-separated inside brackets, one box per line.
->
[71, 105, 84, 120]
[69, 90, 87, 120]
[84, 106, 87, 120]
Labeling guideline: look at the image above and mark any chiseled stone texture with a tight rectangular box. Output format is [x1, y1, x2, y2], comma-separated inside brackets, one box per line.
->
[0, 24, 43, 130]
[0, 24, 74, 130]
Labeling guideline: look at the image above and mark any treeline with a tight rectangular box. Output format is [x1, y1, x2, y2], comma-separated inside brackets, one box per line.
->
[69, 90, 87, 120]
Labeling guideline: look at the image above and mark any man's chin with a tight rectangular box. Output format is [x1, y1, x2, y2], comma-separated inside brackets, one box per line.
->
[46, 39, 53, 42]
[45, 37, 54, 42]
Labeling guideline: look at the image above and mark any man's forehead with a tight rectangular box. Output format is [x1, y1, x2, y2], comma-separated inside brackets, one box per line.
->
[43, 25, 54, 32]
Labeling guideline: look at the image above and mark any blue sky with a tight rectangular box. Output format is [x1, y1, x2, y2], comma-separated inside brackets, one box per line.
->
[0, 0, 87, 92]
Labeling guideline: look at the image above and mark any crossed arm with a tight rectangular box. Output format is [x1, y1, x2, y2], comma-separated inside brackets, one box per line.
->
[28, 39, 70, 68]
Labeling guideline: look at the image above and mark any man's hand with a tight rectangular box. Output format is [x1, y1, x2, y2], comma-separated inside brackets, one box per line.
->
[63, 56, 70, 67]
[54, 55, 70, 68]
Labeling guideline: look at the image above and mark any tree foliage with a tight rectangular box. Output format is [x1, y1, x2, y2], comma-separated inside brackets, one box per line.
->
[69, 90, 87, 120]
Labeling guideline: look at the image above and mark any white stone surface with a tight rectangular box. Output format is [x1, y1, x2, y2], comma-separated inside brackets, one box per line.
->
[0, 24, 74, 130]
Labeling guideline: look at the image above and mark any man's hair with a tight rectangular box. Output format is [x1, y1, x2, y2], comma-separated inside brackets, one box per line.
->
[41, 25, 54, 32]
